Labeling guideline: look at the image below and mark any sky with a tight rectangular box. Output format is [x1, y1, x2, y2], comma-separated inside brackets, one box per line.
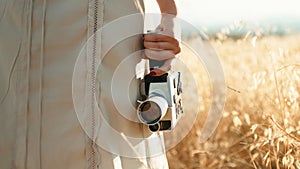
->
[178, 0, 300, 25]
[145, 0, 300, 28]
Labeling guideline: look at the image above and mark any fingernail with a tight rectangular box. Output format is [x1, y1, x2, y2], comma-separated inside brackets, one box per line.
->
[149, 71, 157, 76]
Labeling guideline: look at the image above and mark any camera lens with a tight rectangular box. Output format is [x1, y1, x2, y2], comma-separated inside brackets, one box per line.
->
[139, 101, 161, 124]
[137, 96, 168, 125]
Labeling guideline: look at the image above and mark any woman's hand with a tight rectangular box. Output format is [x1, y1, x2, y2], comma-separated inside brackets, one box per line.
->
[143, 15, 181, 76]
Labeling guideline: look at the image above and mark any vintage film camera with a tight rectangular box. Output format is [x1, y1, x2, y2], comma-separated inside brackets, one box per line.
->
[137, 58, 184, 132]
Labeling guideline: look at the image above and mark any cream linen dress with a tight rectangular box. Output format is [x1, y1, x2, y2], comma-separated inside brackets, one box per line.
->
[0, 0, 169, 168]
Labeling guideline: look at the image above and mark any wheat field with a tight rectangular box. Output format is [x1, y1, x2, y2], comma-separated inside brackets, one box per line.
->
[167, 33, 300, 169]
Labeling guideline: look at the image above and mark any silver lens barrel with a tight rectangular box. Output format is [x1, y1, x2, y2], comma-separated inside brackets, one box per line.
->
[137, 96, 168, 125]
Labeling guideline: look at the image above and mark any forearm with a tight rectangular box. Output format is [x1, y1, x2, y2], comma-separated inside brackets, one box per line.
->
[156, 0, 177, 16]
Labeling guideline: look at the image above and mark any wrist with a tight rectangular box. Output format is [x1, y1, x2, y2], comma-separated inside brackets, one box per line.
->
[160, 14, 175, 34]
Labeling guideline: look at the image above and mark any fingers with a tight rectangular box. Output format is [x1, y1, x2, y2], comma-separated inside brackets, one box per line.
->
[143, 32, 180, 76]
[144, 41, 181, 54]
[144, 33, 180, 55]
[144, 33, 177, 43]
[144, 49, 175, 61]
[144, 33, 180, 50]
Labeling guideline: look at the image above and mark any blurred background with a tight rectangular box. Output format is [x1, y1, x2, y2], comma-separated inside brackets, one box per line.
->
[145, 0, 300, 168]
[179, 0, 300, 36]
[146, 0, 300, 36]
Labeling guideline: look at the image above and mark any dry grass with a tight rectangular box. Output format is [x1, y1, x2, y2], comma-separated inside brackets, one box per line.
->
[167, 33, 300, 169]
